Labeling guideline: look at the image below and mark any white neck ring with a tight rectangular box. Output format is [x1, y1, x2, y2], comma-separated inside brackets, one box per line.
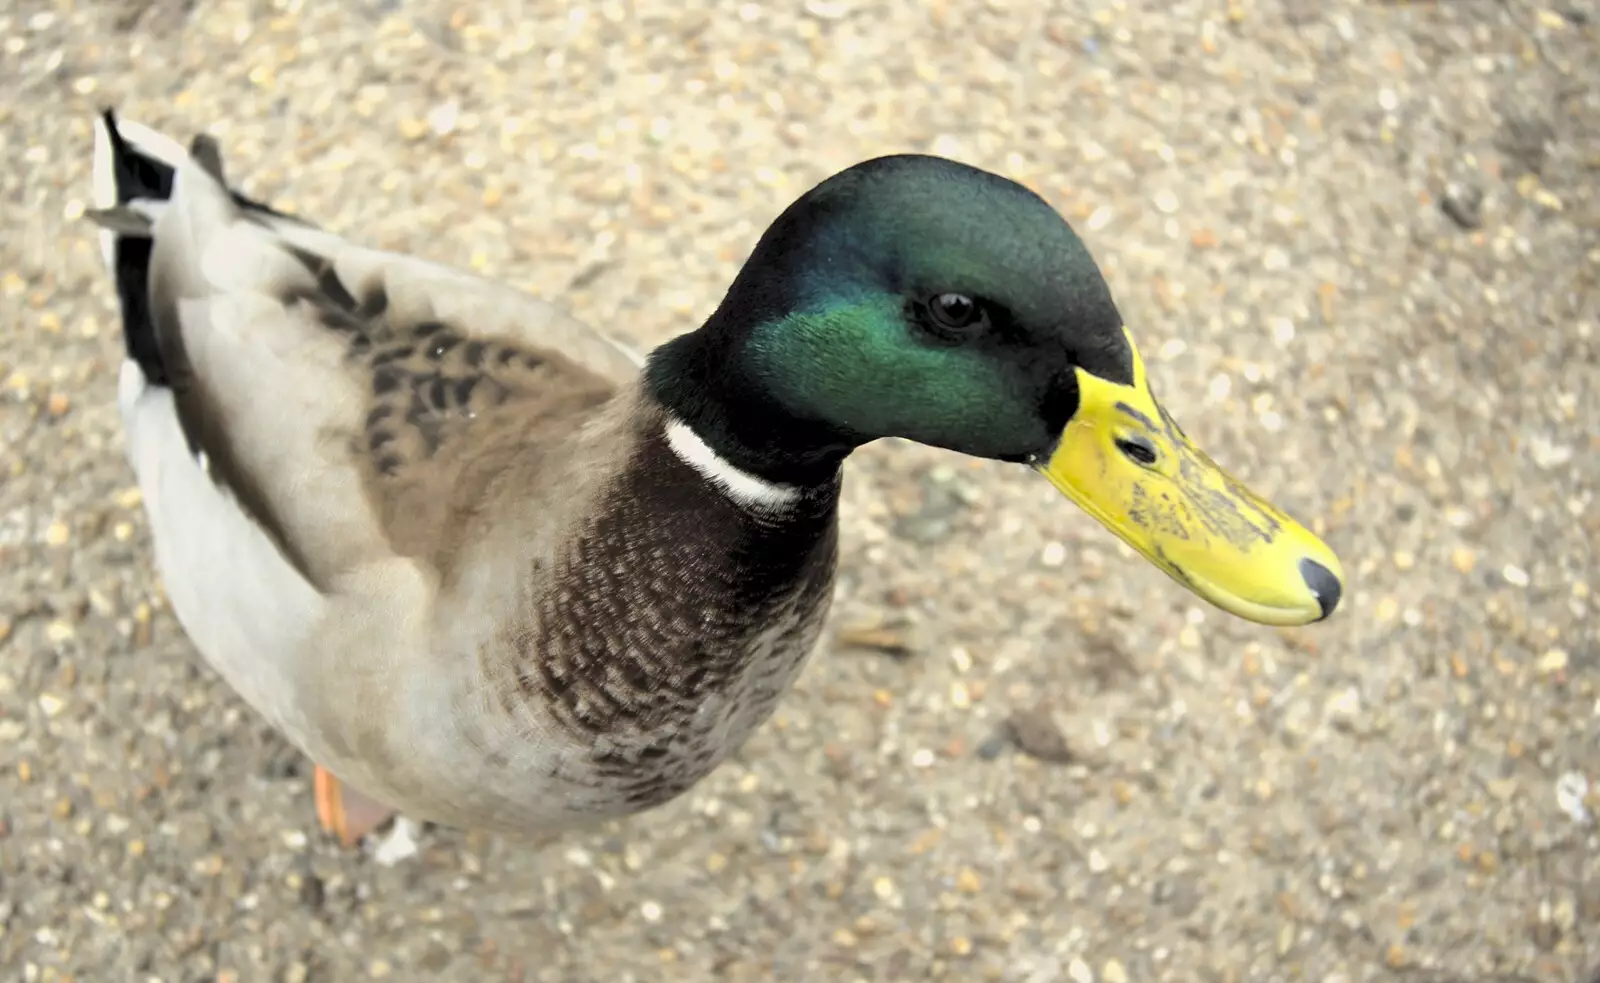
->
[663, 417, 802, 512]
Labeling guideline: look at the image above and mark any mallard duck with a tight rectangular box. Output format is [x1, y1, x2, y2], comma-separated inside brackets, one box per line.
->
[87, 109, 1343, 848]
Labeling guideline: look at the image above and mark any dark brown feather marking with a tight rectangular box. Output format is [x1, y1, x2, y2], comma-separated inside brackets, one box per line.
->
[372, 367, 403, 396]
[188, 134, 227, 184]
[426, 374, 449, 411]
[405, 388, 442, 456]
[282, 245, 363, 322]
[356, 284, 389, 319]
[313, 261, 358, 311]
[501, 425, 840, 812]
[426, 334, 461, 360]
[259, 232, 617, 580]
[344, 306, 617, 576]
[370, 345, 414, 367]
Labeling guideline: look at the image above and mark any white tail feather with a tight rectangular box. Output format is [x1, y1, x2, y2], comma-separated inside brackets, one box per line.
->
[90, 114, 190, 272]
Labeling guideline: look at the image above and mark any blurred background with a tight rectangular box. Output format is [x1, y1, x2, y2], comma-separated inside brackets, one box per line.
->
[1, 0, 1596, 980]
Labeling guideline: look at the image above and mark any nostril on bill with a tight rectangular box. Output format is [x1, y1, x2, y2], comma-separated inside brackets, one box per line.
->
[1114, 434, 1158, 466]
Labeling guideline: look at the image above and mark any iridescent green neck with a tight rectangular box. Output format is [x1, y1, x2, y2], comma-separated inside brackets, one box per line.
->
[645, 324, 858, 488]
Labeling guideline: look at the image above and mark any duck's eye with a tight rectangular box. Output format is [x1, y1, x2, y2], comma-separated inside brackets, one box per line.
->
[1114, 434, 1159, 467]
[927, 292, 986, 332]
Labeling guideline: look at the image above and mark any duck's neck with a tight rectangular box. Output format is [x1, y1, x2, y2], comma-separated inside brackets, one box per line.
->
[500, 411, 841, 790]
[644, 327, 856, 489]
[660, 416, 805, 514]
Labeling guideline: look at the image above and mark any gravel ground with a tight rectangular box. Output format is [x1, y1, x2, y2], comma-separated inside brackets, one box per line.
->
[2, 0, 1597, 980]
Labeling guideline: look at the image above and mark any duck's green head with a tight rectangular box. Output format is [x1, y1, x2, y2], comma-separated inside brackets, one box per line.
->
[649, 154, 1342, 627]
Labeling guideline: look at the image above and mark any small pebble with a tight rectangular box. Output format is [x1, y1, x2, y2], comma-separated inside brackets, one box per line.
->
[803, 0, 851, 19]
[1005, 703, 1074, 763]
[1441, 181, 1484, 229]
[948, 646, 973, 673]
[975, 731, 1012, 760]
[370, 817, 421, 866]
[1535, 649, 1568, 676]
[426, 101, 460, 136]
[1278, 923, 1296, 955]
[1324, 687, 1362, 723]
[1555, 773, 1591, 825]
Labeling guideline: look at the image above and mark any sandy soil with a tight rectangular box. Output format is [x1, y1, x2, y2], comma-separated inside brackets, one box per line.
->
[1, 0, 1596, 980]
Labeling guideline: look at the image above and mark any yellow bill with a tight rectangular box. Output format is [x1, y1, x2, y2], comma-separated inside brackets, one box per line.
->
[1038, 327, 1343, 627]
